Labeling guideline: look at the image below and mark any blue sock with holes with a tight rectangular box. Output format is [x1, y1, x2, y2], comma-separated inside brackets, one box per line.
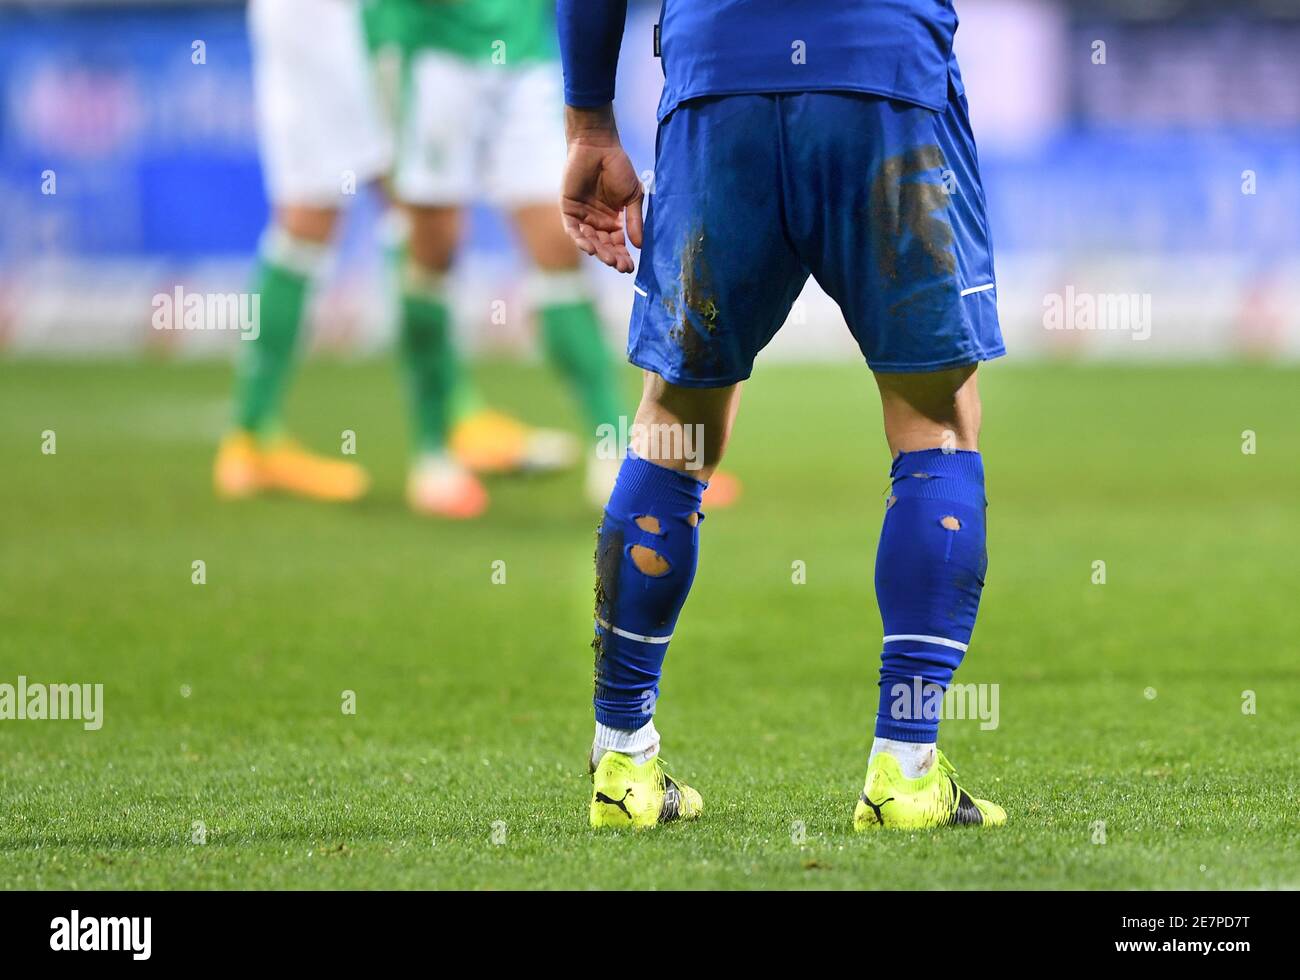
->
[592, 453, 706, 731]
[874, 449, 988, 743]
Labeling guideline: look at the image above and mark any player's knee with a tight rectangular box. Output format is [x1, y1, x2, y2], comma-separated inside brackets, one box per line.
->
[636, 375, 739, 474]
[525, 232, 582, 272]
[405, 207, 460, 274]
[275, 206, 339, 245]
[876, 365, 981, 453]
[512, 204, 583, 270]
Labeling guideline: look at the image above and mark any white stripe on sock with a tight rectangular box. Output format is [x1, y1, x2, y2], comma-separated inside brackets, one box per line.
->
[883, 633, 969, 652]
[595, 617, 672, 645]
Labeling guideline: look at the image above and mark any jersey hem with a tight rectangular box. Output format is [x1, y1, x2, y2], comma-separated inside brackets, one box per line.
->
[656, 82, 944, 121]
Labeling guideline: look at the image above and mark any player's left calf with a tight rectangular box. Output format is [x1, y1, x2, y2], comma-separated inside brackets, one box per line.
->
[874, 448, 988, 744]
[398, 265, 459, 459]
[858, 448, 1002, 827]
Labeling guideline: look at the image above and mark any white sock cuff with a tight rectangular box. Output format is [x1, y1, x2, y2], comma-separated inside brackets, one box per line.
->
[525, 268, 589, 307]
[260, 226, 331, 278]
[594, 719, 660, 756]
[869, 737, 937, 780]
[401, 261, 448, 301]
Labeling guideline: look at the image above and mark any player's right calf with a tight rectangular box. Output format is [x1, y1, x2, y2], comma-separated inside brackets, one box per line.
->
[591, 453, 705, 721]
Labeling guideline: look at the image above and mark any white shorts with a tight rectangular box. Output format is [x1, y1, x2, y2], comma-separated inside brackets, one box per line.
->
[249, 0, 392, 207]
[391, 51, 567, 209]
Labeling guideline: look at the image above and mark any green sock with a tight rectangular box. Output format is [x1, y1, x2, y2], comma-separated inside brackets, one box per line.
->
[381, 219, 482, 431]
[399, 278, 458, 455]
[233, 231, 326, 434]
[538, 298, 621, 433]
[449, 367, 486, 425]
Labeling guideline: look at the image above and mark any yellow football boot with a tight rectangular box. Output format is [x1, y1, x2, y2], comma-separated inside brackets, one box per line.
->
[214, 431, 369, 503]
[449, 408, 578, 475]
[853, 748, 1006, 831]
[589, 751, 703, 829]
[213, 431, 263, 499]
[256, 436, 370, 502]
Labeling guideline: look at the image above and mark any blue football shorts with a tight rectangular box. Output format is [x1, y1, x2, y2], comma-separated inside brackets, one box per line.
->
[628, 77, 1004, 385]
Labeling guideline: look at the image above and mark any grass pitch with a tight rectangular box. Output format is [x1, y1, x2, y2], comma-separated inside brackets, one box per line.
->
[1, 357, 1297, 890]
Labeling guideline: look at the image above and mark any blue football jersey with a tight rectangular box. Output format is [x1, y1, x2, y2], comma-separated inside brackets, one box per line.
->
[656, 0, 960, 118]
[559, 1, 961, 117]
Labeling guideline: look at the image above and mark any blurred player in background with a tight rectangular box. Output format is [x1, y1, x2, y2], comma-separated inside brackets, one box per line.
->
[219, 0, 591, 516]
[214, 0, 385, 504]
[219, 0, 740, 518]
[563, 0, 1006, 831]
[365, 0, 739, 515]
[363, 0, 616, 517]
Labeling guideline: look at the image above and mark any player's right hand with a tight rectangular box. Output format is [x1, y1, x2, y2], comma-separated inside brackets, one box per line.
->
[561, 107, 643, 274]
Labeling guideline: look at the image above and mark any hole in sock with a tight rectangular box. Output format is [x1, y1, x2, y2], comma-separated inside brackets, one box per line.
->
[634, 515, 662, 534]
[688, 512, 700, 527]
[629, 544, 671, 577]
[940, 515, 962, 531]
[886, 495, 898, 510]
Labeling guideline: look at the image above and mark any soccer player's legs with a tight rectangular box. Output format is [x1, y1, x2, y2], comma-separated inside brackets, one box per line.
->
[510, 203, 620, 505]
[218, 0, 386, 502]
[392, 51, 575, 492]
[484, 62, 624, 503]
[588, 96, 806, 829]
[855, 366, 1005, 829]
[588, 375, 739, 829]
[774, 88, 1004, 827]
[496, 70, 743, 504]
[386, 50, 489, 517]
[396, 204, 486, 520]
